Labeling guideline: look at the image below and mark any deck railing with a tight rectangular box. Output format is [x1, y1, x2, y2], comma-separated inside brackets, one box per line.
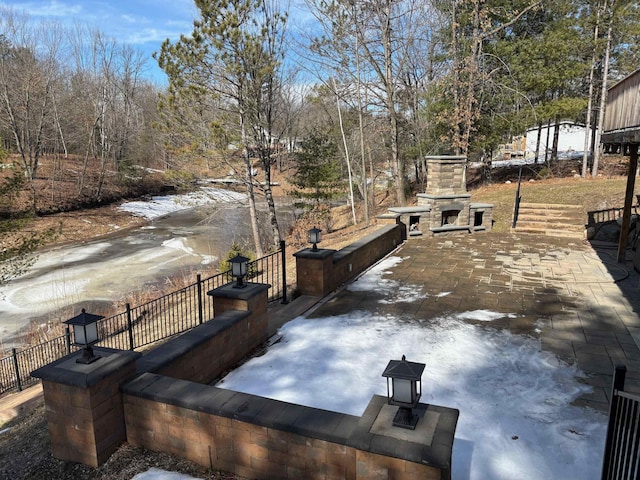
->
[601, 365, 640, 480]
[0, 242, 287, 395]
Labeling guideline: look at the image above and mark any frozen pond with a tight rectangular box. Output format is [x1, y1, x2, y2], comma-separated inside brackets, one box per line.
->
[0, 188, 293, 347]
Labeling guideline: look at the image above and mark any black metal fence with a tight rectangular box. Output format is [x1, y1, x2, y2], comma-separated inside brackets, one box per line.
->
[601, 365, 640, 480]
[0, 242, 287, 395]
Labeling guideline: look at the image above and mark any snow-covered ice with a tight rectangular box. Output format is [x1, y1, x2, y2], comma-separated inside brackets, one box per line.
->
[118, 187, 247, 220]
[0, 186, 243, 344]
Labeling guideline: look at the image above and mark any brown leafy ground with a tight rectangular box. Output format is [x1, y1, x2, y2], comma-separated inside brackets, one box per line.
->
[0, 155, 635, 479]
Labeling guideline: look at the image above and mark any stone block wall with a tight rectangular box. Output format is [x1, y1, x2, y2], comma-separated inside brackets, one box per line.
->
[122, 374, 456, 480]
[35, 230, 459, 478]
[333, 225, 403, 284]
[137, 283, 270, 384]
[124, 393, 358, 479]
[136, 311, 252, 383]
[425, 157, 467, 196]
[295, 225, 403, 297]
[469, 203, 493, 230]
[293, 249, 336, 297]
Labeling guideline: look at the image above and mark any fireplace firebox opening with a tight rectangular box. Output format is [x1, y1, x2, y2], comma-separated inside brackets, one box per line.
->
[442, 210, 460, 226]
[409, 215, 421, 234]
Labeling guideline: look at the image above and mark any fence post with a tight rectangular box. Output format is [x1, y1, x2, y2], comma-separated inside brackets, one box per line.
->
[197, 274, 204, 325]
[11, 348, 22, 392]
[512, 167, 522, 229]
[280, 240, 288, 304]
[601, 364, 627, 480]
[126, 303, 135, 351]
[65, 326, 71, 354]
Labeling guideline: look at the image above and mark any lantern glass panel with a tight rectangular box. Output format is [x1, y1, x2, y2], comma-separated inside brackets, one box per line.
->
[85, 322, 99, 344]
[393, 378, 414, 404]
[231, 257, 248, 277]
[232, 261, 241, 277]
[74, 325, 87, 345]
[309, 228, 321, 244]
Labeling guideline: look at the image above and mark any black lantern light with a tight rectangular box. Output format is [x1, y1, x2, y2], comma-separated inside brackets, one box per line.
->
[381, 355, 425, 430]
[64, 309, 104, 364]
[308, 226, 322, 251]
[230, 253, 249, 288]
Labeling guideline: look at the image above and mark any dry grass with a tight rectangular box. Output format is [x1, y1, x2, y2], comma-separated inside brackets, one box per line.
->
[471, 175, 633, 232]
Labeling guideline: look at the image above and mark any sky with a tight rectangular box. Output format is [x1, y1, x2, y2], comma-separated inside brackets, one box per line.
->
[0, 0, 313, 84]
[0, 0, 199, 83]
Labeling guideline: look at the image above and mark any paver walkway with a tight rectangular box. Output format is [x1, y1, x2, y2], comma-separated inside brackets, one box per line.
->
[308, 231, 640, 412]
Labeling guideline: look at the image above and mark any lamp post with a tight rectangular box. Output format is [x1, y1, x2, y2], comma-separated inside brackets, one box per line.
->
[64, 309, 104, 364]
[230, 253, 249, 288]
[308, 226, 322, 251]
[381, 355, 425, 430]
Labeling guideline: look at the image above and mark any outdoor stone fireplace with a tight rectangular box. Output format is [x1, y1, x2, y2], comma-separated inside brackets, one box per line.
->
[384, 155, 493, 236]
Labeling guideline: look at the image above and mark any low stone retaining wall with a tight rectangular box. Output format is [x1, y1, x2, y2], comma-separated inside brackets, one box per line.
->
[33, 230, 459, 479]
[122, 374, 457, 480]
[136, 283, 269, 383]
[295, 224, 404, 297]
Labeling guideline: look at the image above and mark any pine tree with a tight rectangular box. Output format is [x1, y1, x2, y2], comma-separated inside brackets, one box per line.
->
[156, 0, 287, 256]
[291, 130, 344, 207]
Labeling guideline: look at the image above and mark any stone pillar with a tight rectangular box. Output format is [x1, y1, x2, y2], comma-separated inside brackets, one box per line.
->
[293, 248, 337, 297]
[425, 156, 467, 196]
[351, 396, 459, 480]
[32, 347, 141, 467]
[207, 282, 270, 351]
[208, 282, 270, 316]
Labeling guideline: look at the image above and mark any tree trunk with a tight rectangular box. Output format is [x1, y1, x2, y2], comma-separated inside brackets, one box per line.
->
[262, 164, 282, 250]
[535, 123, 542, 164]
[544, 119, 551, 165]
[241, 116, 264, 258]
[551, 119, 560, 164]
[583, 2, 601, 178]
[592, 0, 616, 178]
[332, 78, 357, 226]
[380, 0, 405, 206]
[355, 33, 369, 225]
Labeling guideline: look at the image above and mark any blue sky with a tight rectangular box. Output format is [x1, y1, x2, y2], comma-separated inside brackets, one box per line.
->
[0, 0, 200, 83]
[0, 1, 315, 84]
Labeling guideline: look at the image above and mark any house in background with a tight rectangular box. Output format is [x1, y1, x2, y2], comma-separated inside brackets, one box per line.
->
[494, 121, 593, 165]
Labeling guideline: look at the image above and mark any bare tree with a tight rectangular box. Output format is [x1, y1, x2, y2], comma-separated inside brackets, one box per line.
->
[0, 9, 64, 209]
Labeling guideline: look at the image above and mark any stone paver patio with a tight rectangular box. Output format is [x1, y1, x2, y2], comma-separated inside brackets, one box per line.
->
[307, 231, 640, 412]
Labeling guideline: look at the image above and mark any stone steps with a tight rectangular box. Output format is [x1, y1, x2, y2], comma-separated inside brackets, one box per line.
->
[513, 203, 585, 239]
